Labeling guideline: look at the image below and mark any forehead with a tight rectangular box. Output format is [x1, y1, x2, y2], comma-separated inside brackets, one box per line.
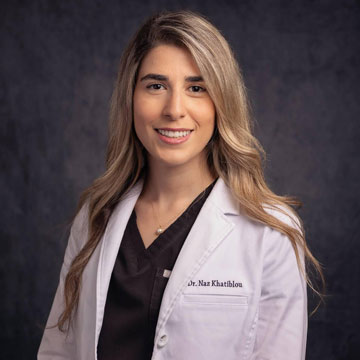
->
[138, 44, 201, 76]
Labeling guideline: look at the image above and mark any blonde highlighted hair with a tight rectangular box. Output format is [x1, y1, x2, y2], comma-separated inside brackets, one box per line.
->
[55, 9, 324, 331]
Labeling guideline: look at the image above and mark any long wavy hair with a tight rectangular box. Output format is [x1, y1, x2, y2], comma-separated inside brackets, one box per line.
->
[56, 9, 324, 331]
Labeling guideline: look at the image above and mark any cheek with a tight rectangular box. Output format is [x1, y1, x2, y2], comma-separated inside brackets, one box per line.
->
[192, 101, 216, 131]
[133, 96, 160, 148]
[133, 97, 160, 129]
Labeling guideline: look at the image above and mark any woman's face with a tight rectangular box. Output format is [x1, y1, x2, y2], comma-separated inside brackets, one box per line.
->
[133, 44, 216, 169]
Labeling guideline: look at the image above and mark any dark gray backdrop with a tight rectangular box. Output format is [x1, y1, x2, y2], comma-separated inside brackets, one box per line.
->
[1, 0, 359, 359]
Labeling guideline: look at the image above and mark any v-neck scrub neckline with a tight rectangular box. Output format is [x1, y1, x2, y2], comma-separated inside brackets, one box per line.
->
[97, 178, 217, 360]
[132, 186, 214, 255]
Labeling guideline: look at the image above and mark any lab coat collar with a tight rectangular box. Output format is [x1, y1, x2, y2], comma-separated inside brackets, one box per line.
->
[206, 176, 240, 216]
[124, 175, 241, 216]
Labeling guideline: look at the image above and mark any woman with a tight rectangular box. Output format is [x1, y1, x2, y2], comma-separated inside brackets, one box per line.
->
[38, 10, 323, 360]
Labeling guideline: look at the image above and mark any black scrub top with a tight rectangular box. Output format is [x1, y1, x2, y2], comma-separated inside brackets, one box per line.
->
[97, 179, 217, 360]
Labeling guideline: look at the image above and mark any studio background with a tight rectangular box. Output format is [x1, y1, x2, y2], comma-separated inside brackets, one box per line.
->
[1, 0, 359, 359]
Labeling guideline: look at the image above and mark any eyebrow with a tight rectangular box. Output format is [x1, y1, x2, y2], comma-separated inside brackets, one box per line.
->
[139, 73, 204, 82]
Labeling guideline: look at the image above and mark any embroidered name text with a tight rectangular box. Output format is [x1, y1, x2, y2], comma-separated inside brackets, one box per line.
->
[188, 279, 243, 288]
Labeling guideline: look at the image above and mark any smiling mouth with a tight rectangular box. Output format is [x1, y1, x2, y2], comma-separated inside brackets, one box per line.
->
[155, 129, 193, 138]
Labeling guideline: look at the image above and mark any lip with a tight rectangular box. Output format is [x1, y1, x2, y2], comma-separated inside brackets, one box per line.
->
[155, 128, 192, 145]
[155, 127, 194, 131]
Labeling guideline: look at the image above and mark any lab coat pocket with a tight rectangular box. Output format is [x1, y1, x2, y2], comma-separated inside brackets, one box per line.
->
[169, 292, 250, 359]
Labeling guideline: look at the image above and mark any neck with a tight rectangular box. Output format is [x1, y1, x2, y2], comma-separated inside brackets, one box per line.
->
[140, 153, 216, 211]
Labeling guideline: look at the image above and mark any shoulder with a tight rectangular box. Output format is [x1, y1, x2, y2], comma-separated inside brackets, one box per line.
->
[209, 177, 303, 251]
[209, 178, 302, 232]
[260, 204, 305, 272]
[263, 203, 303, 234]
[71, 201, 90, 240]
[63, 201, 90, 268]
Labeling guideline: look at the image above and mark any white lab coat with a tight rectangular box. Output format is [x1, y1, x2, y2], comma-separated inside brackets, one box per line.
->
[38, 177, 307, 360]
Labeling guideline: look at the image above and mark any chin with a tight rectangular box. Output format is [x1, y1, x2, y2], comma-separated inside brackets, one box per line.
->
[158, 156, 191, 168]
[153, 149, 206, 169]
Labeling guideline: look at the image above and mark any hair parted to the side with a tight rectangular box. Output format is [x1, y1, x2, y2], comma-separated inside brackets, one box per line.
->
[54, 9, 324, 332]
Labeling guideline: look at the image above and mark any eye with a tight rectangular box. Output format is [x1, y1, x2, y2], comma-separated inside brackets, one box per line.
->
[146, 83, 165, 90]
[189, 85, 206, 93]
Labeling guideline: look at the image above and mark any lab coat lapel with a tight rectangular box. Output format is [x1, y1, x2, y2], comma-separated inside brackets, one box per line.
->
[155, 177, 239, 339]
[95, 179, 144, 342]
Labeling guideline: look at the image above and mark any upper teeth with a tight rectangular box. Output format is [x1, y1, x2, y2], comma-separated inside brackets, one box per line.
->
[157, 129, 191, 138]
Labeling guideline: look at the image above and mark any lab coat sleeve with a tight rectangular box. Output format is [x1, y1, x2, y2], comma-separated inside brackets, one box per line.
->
[38, 203, 89, 359]
[252, 217, 308, 360]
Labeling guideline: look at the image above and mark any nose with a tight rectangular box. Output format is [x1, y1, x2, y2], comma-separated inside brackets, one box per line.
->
[162, 88, 186, 121]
